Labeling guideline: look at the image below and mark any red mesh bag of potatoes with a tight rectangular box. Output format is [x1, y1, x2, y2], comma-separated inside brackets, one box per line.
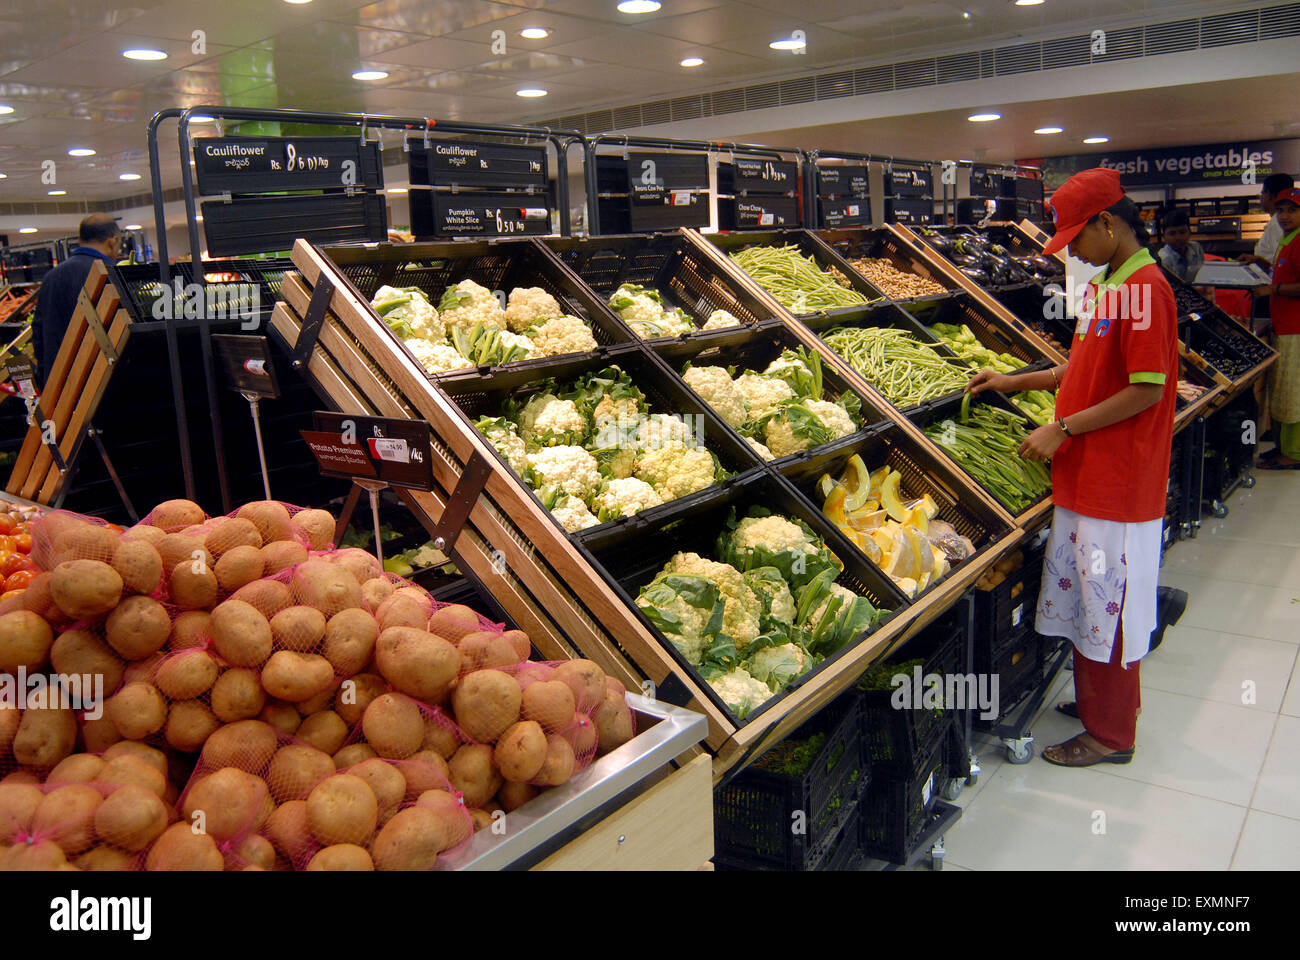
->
[0, 740, 186, 872]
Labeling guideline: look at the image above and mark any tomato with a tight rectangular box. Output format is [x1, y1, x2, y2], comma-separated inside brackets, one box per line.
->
[13, 522, 30, 535]
[0, 515, 13, 535]
[0, 536, 15, 553]
[0, 551, 26, 577]
[0, 589, 25, 603]
[4, 569, 36, 592]
[12, 533, 31, 554]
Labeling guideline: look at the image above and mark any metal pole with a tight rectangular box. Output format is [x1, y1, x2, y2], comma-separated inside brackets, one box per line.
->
[245, 393, 272, 500]
[584, 138, 601, 236]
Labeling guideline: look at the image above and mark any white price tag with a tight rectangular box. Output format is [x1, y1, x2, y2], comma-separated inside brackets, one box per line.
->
[848, 204, 860, 216]
[759, 212, 774, 226]
[1011, 603, 1024, 627]
[922, 772, 934, 807]
[15, 379, 35, 400]
[671, 190, 692, 207]
[371, 438, 411, 464]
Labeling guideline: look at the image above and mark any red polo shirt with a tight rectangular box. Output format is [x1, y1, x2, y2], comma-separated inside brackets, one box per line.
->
[1052, 248, 1178, 523]
[1272, 226, 1300, 337]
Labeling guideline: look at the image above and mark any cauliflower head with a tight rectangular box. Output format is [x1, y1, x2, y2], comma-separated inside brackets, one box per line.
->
[746, 642, 810, 693]
[732, 514, 820, 555]
[475, 416, 528, 475]
[522, 397, 588, 447]
[734, 373, 795, 420]
[592, 477, 664, 521]
[372, 285, 445, 343]
[636, 413, 699, 450]
[804, 399, 857, 439]
[526, 445, 601, 501]
[683, 366, 747, 429]
[708, 667, 773, 719]
[406, 339, 472, 375]
[635, 445, 718, 500]
[744, 566, 796, 636]
[663, 552, 760, 652]
[701, 309, 743, 331]
[549, 495, 600, 533]
[635, 574, 725, 666]
[439, 279, 505, 332]
[504, 287, 561, 333]
[526, 314, 597, 358]
[746, 438, 776, 461]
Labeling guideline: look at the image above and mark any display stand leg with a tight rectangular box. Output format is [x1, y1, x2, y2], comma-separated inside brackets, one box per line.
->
[89, 425, 139, 523]
[242, 391, 272, 500]
[334, 479, 389, 566]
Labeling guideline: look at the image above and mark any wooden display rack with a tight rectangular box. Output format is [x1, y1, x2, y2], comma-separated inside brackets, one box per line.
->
[270, 237, 1021, 780]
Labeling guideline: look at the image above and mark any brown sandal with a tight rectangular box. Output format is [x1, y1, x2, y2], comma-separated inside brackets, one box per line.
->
[1042, 734, 1134, 767]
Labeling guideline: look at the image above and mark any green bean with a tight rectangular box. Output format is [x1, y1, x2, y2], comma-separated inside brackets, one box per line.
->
[923, 406, 1051, 512]
[730, 244, 873, 312]
[821, 326, 969, 408]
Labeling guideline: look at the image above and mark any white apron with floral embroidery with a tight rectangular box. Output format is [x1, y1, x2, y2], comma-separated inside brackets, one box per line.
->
[1034, 506, 1161, 666]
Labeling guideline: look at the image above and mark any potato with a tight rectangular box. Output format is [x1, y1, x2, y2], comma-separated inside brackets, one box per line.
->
[468, 808, 494, 832]
[501, 630, 532, 661]
[32, 783, 102, 854]
[122, 523, 167, 544]
[260, 541, 308, 577]
[103, 596, 170, 662]
[155, 649, 219, 700]
[75, 846, 137, 871]
[231, 578, 292, 617]
[569, 712, 597, 757]
[321, 608, 378, 676]
[79, 714, 123, 753]
[146, 821, 224, 871]
[94, 754, 167, 799]
[493, 720, 547, 782]
[292, 560, 362, 617]
[168, 561, 219, 611]
[296, 711, 348, 756]
[552, 659, 606, 712]
[371, 806, 442, 871]
[156, 533, 212, 574]
[2, 839, 69, 869]
[105, 682, 167, 741]
[0, 702, 17, 754]
[261, 651, 334, 703]
[496, 780, 538, 813]
[200, 719, 278, 771]
[360, 577, 394, 610]
[362, 693, 424, 760]
[533, 735, 576, 787]
[50, 629, 125, 694]
[123, 652, 165, 686]
[0, 610, 54, 673]
[205, 516, 262, 559]
[168, 611, 212, 651]
[329, 548, 383, 587]
[233, 832, 275, 870]
[295, 680, 340, 717]
[335, 673, 387, 727]
[427, 604, 482, 644]
[0, 782, 43, 842]
[257, 698, 300, 735]
[270, 605, 326, 653]
[521, 680, 577, 733]
[458, 632, 524, 672]
[14, 705, 77, 769]
[183, 767, 270, 840]
[47, 753, 105, 784]
[210, 599, 273, 668]
[237, 500, 294, 543]
[304, 843, 372, 871]
[594, 690, 634, 755]
[306, 773, 377, 846]
[451, 670, 522, 744]
[422, 712, 461, 759]
[287, 509, 333, 551]
[102, 740, 168, 777]
[50, 560, 123, 619]
[93, 784, 168, 851]
[111, 539, 164, 596]
[333, 743, 376, 768]
[1, 770, 40, 785]
[268, 744, 335, 802]
[51, 521, 119, 566]
[448, 744, 502, 808]
[346, 757, 406, 824]
[21, 573, 72, 627]
[164, 700, 221, 752]
[513, 661, 554, 687]
[605, 675, 627, 699]
[210, 668, 267, 723]
[375, 627, 459, 703]
[402, 751, 452, 795]
[376, 593, 429, 632]
[264, 800, 312, 862]
[214, 545, 263, 594]
[414, 788, 472, 850]
[150, 499, 206, 531]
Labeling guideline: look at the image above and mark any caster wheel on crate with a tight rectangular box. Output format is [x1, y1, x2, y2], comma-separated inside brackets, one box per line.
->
[930, 839, 945, 871]
[1005, 738, 1034, 764]
[1243, 475, 1256, 489]
[942, 777, 965, 802]
[1212, 502, 1228, 519]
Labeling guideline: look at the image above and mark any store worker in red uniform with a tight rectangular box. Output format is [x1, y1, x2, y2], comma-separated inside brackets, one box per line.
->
[1255, 187, 1300, 469]
[967, 167, 1180, 767]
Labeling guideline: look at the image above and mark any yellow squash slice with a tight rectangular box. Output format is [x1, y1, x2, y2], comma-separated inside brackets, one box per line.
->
[880, 470, 909, 524]
[824, 484, 849, 526]
[841, 455, 872, 511]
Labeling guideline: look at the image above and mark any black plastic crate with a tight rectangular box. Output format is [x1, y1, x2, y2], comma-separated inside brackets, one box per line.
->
[896, 291, 1054, 370]
[714, 694, 867, 870]
[815, 227, 959, 304]
[1179, 316, 1255, 381]
[988, 631, 1043, 713]
[992, 285, 1074, 357]
[579, 472, 910, 727]
[859, 734, 944, 863]
[651, 323, 885, 465]
[541, 232, 781, 342]
[972, 530, 1046, 662]
[856, 605, 964, 772]
[315, 237, 636, 378]
[1181, 309, 1274, 371]
[435, 346, 764, 542]
[816, 806, 864, 871]
[108, 261, 196, 322]
[884, 197, 934, 225]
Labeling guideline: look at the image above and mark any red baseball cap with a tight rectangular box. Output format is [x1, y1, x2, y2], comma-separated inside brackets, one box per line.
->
[1275, 187, 1300, 207]
[1042, 167, 1126, 255]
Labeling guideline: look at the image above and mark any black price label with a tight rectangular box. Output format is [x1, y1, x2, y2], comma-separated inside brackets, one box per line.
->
[819, 197, 870, 227]
[817, 164, 869, 198]
[412, 141, 548, 189]
[430, 194, 551, 236]
[213, 334, 280, 399]
[4, 357, 36, 399]
[194, 136, 384, 194]
[303, 413, 433, 491]
[730, 157, 798, 192]
[727, 196, 800, 229]
[1193, 216, 1239, 236]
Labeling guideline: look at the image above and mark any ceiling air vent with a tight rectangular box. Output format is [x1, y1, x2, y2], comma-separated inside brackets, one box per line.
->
[994, 41, 1041, 75]
[1200, 9, 1260, 47]
[780, 77, 816, 105]
[745, 82, 780, 110]
[937, 51, 979, 84]
[1144, 19, 1198, 55]
[585, 110, 613, 132]
[1259, 2, 1300, 37]
[670, 95, 704, 121]
[640, 99, 671, 125]
[1041, 34, 1089, 69]
[893, 58, 937, 89]
[816, 70, 855, 99]
[854, 64, 893, 95]
[1092, 25, 1142, 61]
[612, 105, 642, 129]
[709, 87, 747, 116]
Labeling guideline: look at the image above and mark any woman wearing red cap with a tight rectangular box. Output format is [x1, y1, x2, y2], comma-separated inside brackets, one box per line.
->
[1255, 187, 1300, 469]
[967, 167, 1179, 766]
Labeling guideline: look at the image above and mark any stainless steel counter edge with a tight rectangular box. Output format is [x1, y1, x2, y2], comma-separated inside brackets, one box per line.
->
[440, 693, 708, 871]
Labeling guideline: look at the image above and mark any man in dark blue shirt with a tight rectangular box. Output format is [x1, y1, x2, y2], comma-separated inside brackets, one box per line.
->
[32, 213, 122, 387]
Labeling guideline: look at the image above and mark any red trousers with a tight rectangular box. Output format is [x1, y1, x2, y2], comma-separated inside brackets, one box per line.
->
[1072, 619, 1141, 752]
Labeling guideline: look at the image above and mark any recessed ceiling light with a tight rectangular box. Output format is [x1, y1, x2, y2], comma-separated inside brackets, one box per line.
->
[0, 105, 13, 115]
[119, 172, 142, 180]
[68, 147, 95, 156]
[47, 189, 66, 196]
[962, 10, 971, 18]
[769, 37, 807, 50]
[520, 27, 549, 39]
[680, 57, 704, 67]
[351, 70, 388, 81]
[968, 112, 1001, 122]
[283, 0, 313, 4]
[123, 224, 143, 230]
[1083, 136, 1110, 144]
[123, 48, 167, 61]
[18, 227, 37, 234]
[617, 0, 661, 12]
[0, 173, 7, 179]
[1013, 0, 1045, 5]
[1034, 126, 1064, 134]
[516, 88, 548, 97]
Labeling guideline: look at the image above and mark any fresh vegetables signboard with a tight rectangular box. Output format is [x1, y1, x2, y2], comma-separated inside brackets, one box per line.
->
[1032, 138, 1300, 190]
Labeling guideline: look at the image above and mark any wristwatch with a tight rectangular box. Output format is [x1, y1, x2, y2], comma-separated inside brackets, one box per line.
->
[1058, 418, 1071, 437]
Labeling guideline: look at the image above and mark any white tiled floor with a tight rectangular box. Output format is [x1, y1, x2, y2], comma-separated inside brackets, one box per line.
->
[935, 471, 1300, 871]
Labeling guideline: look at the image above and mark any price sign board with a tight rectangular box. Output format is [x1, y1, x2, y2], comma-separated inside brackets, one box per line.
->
[409, 141, 548, 190]
[4, 357, 36, 399]
[817, 164, 869, 198]
[302, 413, 433, 490]
[194, 137, 384, 194]
[213, 334, 280, 398]
[423, 194, 552, 237]
[725, 157, 799, 193]
[819, 197, 870, 227]
[722, 196, 801, 229]
[201, 193, 388, 256]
